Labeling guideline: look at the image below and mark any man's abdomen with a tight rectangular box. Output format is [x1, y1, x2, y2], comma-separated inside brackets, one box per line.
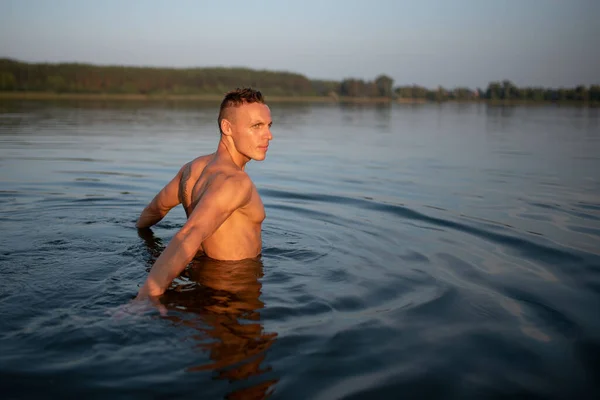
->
[201, 222, 261, 261]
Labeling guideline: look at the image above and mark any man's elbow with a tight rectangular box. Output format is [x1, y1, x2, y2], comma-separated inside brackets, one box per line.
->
[135, 220, 148, 229]
[136, 205, 164, 229]
[136, 215, 155, 229]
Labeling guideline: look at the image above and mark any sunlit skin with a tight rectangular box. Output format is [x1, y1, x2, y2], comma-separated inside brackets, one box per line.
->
[135, 101, 273, 300]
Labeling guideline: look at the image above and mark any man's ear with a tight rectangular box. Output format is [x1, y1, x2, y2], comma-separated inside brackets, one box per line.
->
[220, 118, 232, 136]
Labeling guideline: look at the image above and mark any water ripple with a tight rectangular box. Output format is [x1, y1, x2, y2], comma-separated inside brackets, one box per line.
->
[2, 102, 599, 398]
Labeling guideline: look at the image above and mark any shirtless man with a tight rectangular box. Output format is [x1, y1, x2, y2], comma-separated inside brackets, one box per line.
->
[134, 88, 273, 300]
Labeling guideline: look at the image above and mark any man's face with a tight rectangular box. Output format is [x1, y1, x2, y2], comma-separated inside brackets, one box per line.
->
[228, 103, 273, 161]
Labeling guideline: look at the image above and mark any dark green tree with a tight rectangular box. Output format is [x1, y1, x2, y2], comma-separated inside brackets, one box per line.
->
[0, 71, 16, 90]
[486, 82, 502, 100]
[374, 74, 394, 97]
[574, 85, 589, 102]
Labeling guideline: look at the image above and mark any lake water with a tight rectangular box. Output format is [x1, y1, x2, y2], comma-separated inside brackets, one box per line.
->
[0, 100, 599, 399]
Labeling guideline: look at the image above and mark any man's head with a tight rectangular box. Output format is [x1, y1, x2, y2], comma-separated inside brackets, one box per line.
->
[218, 88, 265, 133]
[219, 88, 273, 162]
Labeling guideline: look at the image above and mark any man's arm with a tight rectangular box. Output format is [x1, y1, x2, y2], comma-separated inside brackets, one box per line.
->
[135, 165, 185, 229]
[136, 173, 252, 299]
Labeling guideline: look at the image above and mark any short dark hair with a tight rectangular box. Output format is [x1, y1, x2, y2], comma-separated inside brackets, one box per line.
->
[218, 88, 265, 133]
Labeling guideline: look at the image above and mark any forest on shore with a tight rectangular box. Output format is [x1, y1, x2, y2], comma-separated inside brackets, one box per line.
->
[1, 58, 598, 104]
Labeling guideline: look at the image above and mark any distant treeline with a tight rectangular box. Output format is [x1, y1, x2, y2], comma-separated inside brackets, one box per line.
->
[394, 81, 600, 103]
[1, 58, 598, 103]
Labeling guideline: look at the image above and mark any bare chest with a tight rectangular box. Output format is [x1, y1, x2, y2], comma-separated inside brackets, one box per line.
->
[243, 186, 266, 224]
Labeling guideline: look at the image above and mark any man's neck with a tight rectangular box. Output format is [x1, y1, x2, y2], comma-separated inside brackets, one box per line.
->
[217, 137, 250, 170]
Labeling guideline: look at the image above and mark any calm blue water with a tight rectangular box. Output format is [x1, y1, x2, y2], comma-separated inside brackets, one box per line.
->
[1, 101, 599, 399]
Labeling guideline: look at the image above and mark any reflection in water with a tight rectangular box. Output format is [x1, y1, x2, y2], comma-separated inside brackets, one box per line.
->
[485, 105, 517, 134]
[499, 296, 551, 343]
[137, 228, 165, 265]
[138, 229, 278, 399]
[374, 103, 392, 132]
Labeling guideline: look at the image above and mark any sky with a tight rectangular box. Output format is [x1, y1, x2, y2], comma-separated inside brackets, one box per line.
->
[1, 0, 599, 89]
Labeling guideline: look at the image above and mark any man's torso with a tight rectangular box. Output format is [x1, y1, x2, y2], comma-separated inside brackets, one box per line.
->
[178, 154, 265, 260]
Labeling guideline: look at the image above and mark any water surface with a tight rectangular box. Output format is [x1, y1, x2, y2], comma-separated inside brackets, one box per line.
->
[1, 101, 599, 399]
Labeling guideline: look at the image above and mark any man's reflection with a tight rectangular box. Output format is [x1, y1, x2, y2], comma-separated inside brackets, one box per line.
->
[138, 229, 278, 399]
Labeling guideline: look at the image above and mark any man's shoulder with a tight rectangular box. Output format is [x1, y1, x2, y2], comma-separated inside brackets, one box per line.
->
[214, 168, 252, 189]
[201, 170, 252, 211]
[187, 153, 214, 170]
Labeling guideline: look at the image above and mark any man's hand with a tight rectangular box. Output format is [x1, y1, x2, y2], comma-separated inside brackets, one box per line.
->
[110, 294, 167, 319]
[132, 293, 168, 316]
